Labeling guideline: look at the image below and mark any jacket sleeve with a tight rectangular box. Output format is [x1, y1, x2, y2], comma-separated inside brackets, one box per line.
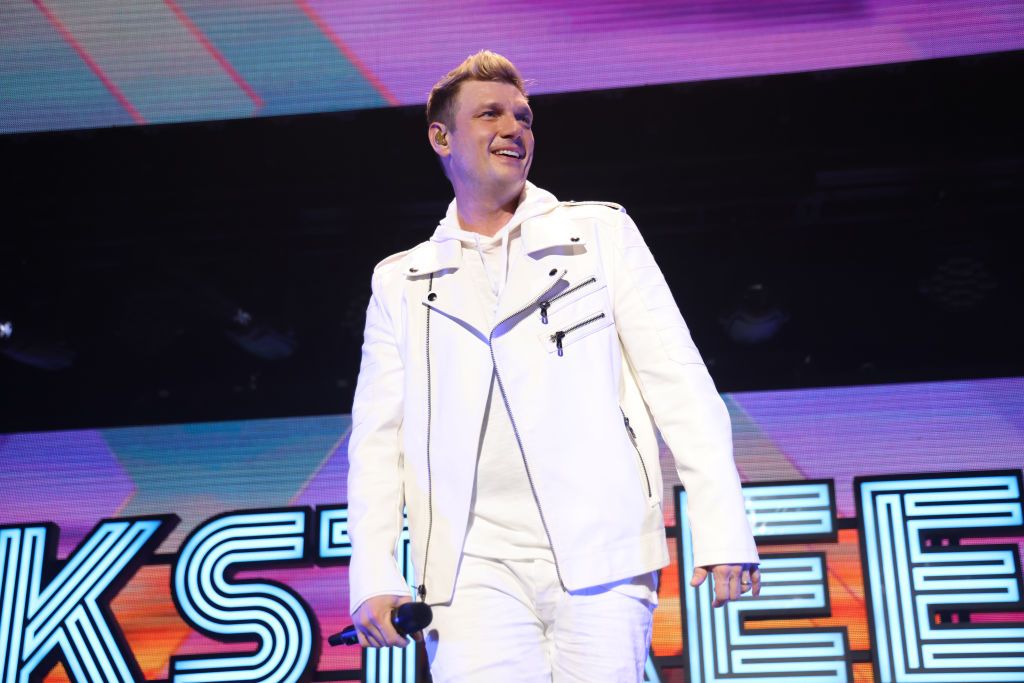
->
[609, 209, 759, 568]
[346, 271, 413, 612]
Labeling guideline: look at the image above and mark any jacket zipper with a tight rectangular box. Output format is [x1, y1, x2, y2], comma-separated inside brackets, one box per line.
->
[538, 277, 597, 324]
[489, 274, 568, 590]
[419, 270, 567, 599]
[551, 313, 605, 356]
[418, 274, 435, 602]
[621, 409, 653, 499]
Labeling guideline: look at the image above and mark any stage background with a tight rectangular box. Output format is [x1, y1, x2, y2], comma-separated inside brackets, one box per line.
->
[3, 375, 1022, 682]
[3, 0, 1024, 133]
[2, 1, 1023, 681]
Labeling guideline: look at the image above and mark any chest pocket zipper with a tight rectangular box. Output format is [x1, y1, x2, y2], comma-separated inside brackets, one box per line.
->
[539, 276, 598, 324]
[621, 409, 653, 500]
[551, 312, 605, 356]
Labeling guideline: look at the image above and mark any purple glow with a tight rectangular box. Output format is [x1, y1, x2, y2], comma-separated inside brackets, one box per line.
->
[0, 430, 135, 555]
[309, 0, 1024, 104]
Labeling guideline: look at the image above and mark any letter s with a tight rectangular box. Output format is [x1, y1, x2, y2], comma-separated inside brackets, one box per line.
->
[170, 509, 317, 683]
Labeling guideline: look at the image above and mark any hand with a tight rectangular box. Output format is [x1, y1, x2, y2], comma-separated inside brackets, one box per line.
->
[351, 594, 421, 648]
[690, 563, 760, 607]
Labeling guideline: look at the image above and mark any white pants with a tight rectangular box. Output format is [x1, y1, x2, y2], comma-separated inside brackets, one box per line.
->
[424, 554, 655, 682]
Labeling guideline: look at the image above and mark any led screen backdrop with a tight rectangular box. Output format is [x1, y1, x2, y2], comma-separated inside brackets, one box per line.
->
[2, 0, 1023, 134]
[2, 376, 1022, 682]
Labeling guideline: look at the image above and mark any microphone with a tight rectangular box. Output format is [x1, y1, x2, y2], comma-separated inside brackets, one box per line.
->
[329, 602, 433, 646]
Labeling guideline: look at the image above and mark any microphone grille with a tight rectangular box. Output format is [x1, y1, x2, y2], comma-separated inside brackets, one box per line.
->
[394, 602, 433, 634]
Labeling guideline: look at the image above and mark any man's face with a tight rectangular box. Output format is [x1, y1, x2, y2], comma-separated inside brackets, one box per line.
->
[439, 80, 534, 199]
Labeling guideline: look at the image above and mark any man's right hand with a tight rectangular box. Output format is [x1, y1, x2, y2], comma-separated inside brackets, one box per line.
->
[351, 594, 419, 648]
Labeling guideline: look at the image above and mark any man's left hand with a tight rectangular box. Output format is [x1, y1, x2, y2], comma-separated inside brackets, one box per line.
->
[690, 563, 760, 607]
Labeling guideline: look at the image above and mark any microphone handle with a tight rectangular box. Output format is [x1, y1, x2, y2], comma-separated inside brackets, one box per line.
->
[328, 625, 360, 646]
[328, 603, 431, 646]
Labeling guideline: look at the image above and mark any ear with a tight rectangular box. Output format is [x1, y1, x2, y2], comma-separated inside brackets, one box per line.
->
[428, 122, 450, 157]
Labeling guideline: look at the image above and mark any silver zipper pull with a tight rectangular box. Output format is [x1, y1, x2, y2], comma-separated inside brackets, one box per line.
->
[624, 415, 637, 439]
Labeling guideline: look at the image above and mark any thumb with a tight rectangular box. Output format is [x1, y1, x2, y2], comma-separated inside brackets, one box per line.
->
[690, 567, 709, 587]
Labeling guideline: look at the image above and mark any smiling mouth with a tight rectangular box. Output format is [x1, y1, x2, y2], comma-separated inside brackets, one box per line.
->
[492, 150, 523, 159]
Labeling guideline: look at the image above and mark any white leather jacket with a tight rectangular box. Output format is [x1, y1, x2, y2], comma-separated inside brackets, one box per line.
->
[347, 184, 758, 611]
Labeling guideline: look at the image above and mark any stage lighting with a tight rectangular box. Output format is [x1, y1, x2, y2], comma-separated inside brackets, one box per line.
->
[720, 283, 790, 344]
[232, 308, 253, 326]
[919, 255, 996, 311]
[0, 334, 76, 370]
[225, 309, 296, 360]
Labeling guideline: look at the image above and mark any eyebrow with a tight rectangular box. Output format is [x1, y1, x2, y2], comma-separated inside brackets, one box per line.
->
[477, 101, 533, 115]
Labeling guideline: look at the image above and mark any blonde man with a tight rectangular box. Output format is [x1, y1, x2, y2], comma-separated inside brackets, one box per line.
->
[347, 50, 760, 681]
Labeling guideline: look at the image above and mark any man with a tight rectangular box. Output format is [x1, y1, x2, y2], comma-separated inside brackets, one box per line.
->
[347, 50, 760, 681]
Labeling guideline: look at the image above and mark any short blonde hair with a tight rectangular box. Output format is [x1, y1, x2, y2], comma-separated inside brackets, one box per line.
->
[426, 50, 528, 130]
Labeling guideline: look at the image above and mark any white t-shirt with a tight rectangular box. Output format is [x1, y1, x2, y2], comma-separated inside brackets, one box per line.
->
[455, 223, 551, 560]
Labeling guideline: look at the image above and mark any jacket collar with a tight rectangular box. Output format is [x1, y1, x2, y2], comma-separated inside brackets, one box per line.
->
[521, 214, 586, 254]
[401, 183, 584, 278]
[399, 239, 461, 278]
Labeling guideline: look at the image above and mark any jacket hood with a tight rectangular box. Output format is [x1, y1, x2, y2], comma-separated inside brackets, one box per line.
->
[431, 182, 560, 245]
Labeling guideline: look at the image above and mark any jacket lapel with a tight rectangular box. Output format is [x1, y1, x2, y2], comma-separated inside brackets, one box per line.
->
[404, 210, 588, 338]
[520, 211, 588, 253]
[493, 214, 582, 328]
[495, 257, 565, 332]
[403, 240, 492, 342]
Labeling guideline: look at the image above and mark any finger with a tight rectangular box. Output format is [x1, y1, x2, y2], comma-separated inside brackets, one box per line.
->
[359, 625, 383, 649]
[721, 566, 737, 603]
[690, 567, 709, 587]
[365, 628, 384, 649]
[740, 568, 751, 594]
[375, 615, 407, 648]
[354, 616, 380, 649]
[367, 617, 391, 649]
[712, 567, 724, 606]
[384, 625, 409, 648]
[726, 566, 739, 604]
[411, 629, 424, 644]
[712, 568, 729, 607]
[751, 566, 762, 597]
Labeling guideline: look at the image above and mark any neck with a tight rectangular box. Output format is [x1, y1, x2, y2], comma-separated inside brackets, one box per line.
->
[453, 183, 525, 237]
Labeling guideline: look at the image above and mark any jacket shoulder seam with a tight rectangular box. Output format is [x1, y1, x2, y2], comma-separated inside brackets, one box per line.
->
[373, 250, 408, 274]
[373, 238, 434, 275]
[558, 201, 628, 234]
[560, 200, 625, 212]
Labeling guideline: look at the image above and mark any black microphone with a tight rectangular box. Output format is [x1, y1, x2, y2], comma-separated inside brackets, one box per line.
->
[329, 602, 433, 646]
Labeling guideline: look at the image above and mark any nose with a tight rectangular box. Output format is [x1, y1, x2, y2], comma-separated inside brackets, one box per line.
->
[498, 112, 523, 138]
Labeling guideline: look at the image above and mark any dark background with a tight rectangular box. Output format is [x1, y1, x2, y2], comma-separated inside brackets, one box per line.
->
[2, 50, 1022, 433]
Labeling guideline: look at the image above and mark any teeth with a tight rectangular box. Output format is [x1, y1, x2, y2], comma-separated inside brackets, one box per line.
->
[494, 150, 520, 158]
